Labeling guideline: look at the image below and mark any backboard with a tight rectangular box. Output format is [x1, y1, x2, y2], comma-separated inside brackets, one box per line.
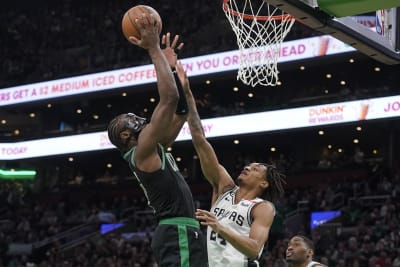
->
[265, 0, 400, 64]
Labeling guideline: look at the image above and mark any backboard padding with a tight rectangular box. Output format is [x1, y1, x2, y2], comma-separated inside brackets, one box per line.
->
[265, 0, 400, 64]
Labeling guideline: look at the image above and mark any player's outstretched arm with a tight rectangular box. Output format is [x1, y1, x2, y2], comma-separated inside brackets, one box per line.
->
[158, 33, 187, 147]
[176, 62, 234, 202]
[131, 15, 178, 170]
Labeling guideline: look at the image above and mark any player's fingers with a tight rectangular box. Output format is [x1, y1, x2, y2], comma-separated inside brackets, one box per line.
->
[195, 210, 207, 217]
[161, 34, 166, 45]
[143, 13, 153, 25]
[171, 35, 179, 49]
[203, 210, 214, 217]
[196, 209, 208, 213]
[135, 15, 149, 33]
[195, 214, 208, 222]
[165, 32, 171, 47]
[203, 214, 215, 222]
[196, 209, 213, 218]
[151, 14, 158, 27]
[133, 18, 143, 29]
[200, 221, 210, 226]
[196, 210, 213, 218]
[128, 36, 140, 45]
[177, 42, 184, 51]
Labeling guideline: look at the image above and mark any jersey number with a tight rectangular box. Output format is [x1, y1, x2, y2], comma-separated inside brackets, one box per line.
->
[210, 230, 227, 245]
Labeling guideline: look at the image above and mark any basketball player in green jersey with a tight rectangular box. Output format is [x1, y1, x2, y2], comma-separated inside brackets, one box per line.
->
[107, 14, 208, 267]
[174, 60, 286, 267]
[286, 235, 327, 267]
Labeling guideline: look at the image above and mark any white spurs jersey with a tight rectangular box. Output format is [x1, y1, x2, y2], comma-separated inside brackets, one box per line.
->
[207, 186, 275, 267]
[307, 261, 326, 267]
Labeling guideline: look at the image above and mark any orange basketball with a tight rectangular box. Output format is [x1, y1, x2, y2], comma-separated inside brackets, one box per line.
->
[121, 5, 162, 42]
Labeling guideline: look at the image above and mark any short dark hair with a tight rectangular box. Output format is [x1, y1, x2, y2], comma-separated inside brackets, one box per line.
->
[108, 115, 125, 151]
[295, 235, 315, 251]
[107, 113, 147, 153]
[260, 163, 286, 201]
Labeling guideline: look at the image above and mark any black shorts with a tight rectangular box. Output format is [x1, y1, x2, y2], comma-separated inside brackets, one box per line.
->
[151, 217, 208, 267]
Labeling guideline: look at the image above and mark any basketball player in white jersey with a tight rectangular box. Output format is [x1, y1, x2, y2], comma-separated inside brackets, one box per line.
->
[174, 61, 286, 267]
[286, 235, 327, 267]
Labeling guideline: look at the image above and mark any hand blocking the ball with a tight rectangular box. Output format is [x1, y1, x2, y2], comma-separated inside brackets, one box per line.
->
[122, 5, 184, 69]
[122, 5, 163, 50]
[128, 14, 161, 50]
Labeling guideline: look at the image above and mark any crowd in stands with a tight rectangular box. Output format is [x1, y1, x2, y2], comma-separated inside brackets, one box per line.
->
[2, 0, 400, 144]
[0, 0, 319, 89]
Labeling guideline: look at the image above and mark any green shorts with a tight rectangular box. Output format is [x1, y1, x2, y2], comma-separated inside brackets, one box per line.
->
[151, 217, 208, 267]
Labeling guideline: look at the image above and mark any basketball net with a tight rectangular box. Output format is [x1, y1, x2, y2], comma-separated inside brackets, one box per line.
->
[223, 0, 295, 87]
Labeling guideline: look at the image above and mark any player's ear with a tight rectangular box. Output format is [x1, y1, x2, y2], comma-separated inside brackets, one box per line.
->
[260, 180, 269, 189]
[306, 248, 313, 258]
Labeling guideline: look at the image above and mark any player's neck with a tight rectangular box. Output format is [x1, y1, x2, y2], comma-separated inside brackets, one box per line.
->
[235, 188, 258, 203]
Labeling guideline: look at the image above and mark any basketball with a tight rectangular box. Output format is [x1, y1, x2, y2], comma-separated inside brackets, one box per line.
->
[121, 5, 162, 42]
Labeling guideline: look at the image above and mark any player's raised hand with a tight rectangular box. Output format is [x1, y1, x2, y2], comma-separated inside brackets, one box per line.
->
[129, 13, 160, 50]
[162, 32, 184, 69]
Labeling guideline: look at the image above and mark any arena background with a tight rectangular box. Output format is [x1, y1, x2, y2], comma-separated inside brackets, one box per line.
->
[1, 0, 400, 266]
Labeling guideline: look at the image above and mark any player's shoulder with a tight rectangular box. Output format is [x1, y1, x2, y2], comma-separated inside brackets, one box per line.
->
[251, 199, 275, 217]
[253, 199, 275, 212]
[250, 201, 275, 226]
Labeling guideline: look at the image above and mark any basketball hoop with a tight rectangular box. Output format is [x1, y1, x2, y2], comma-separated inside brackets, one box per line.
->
[223, 0, 295, 87]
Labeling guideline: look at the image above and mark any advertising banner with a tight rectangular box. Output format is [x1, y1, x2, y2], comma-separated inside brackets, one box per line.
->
[0, 35, 355, 106]
[1, 95, 399, 160]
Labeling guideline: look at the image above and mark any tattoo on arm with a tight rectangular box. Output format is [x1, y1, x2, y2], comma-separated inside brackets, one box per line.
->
[189, 111, 204, 135]
[186, 90, 205, 136]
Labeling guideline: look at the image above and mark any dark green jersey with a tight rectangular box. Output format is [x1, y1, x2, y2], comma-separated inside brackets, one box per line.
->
[123, 144, 196, 220]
